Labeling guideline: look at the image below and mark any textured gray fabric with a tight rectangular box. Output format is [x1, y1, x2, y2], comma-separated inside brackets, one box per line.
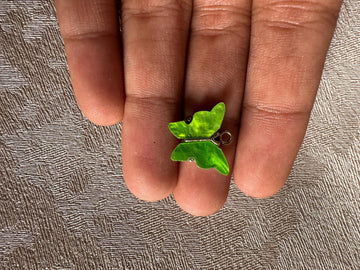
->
[1, 1, 359, 269]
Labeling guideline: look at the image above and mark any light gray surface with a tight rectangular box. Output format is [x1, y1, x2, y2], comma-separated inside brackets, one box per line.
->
[1, 1, 359, 269]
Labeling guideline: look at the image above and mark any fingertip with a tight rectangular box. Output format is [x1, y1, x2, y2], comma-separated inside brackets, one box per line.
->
[174, 192, 226, 217]
[121, 101, 180, 202]
[233, 106, 305, 199]
[233, 171, 287, 199]
[66, 39, 125, 126]
[79, 101, 124, 126]
[173, 164, 230, 217]
[124, 172, 176, 202]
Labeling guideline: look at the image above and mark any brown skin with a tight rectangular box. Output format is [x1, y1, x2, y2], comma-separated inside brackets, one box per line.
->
[55, 0, 343, 216]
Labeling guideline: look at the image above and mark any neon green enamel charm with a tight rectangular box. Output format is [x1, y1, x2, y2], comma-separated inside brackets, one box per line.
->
[168, 102, 232, 175]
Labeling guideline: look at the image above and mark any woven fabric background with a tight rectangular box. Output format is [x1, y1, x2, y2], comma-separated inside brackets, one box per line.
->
[1, 1, 359, 269]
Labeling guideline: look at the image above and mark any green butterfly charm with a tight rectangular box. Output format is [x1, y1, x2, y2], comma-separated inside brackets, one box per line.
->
[168, 102, 232, 175]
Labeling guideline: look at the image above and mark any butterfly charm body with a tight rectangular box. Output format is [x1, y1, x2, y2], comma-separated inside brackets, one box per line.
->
[168, 102, 231, 175]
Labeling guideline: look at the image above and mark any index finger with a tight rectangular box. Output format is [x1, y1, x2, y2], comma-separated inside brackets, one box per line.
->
[55, 0, 124, 125]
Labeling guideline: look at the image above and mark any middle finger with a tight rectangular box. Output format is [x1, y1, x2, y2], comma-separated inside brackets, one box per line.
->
[173, 0, 252, 216]
[121, 0, 192, 201]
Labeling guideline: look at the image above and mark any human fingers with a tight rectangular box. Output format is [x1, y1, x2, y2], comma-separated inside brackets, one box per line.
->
[55, 0, 125, 125]
[234, 0, 343, 198]
[173, 0, 252, 216]
[121, 0, 192, 201]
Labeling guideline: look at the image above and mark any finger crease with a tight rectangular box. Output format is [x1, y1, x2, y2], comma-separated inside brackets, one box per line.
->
[242, 102, 311, 121]
[62, 30, 118, 42]
[126, 94, 179, 109]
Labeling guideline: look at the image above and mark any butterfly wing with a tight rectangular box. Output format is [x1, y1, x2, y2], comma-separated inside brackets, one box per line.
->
[168, 102, 225, 139]
[171, 141, 229, 175]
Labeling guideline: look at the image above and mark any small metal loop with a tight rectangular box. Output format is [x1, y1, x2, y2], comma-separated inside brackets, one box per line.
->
[210, 130, 232, 146]
[210, 132, 221, 146]
[219, 130, 232, 145]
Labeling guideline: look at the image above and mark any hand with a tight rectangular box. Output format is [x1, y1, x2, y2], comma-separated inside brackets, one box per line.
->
[55, 0, 343, 216]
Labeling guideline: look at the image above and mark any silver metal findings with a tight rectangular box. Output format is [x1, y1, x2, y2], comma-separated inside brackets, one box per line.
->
[182, 130, 232, 146]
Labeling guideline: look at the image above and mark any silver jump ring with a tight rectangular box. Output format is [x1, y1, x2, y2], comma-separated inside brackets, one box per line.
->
[219, 131, 232, 145]
[210, 130, 232, 146]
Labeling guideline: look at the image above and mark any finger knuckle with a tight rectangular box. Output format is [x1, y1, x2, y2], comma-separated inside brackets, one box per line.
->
[191, 3, 250, 38]
[242, 101, 311, 126]
[121, 0, 191, 24]
[253, 0, 339, 36]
